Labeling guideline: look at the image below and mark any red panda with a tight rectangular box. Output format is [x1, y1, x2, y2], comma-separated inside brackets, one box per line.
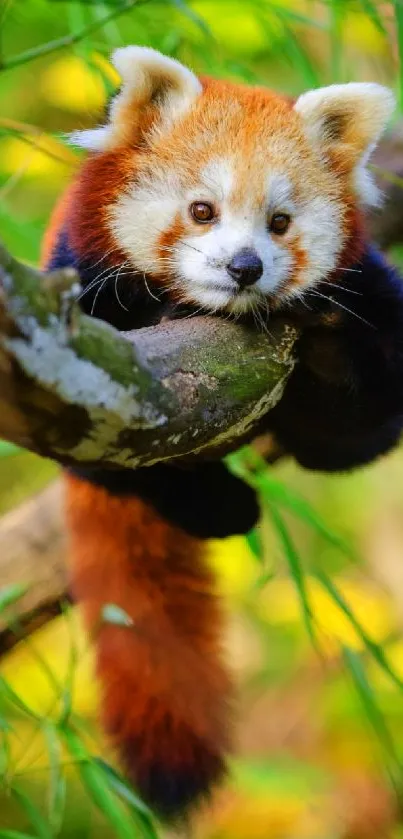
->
[42, 47, 403, 819]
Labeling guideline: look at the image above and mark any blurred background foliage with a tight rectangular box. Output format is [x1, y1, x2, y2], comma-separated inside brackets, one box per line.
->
[2, 0, 403, 836]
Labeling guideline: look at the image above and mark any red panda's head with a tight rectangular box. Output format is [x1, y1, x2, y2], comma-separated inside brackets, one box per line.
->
[70, 47, 394, 315]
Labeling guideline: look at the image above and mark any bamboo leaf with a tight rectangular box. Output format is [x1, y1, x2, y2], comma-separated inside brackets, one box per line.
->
[268, 504, 320, 651]
[0, 584, 29, 614]
[95, 758, 159, 839]
[0, 1, 148, 71]
[12, 786, 53, 839]
[315, 569, 403, 691]
[342, 646, 403, 789]
[0, 833, 38, 839]
[0, 678, 41, 721]
[43, 723, 66, 836]
[60, 726, 150, 839]
[0, 441, 19, 458]
[246, 528, 263, 561]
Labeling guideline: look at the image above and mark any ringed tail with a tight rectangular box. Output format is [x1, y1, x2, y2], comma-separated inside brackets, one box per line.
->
[65, 473, 233, 819]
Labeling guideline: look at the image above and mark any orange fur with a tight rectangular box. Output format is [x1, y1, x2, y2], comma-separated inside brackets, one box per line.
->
[40, 183, 74, 267]
[65, 475, 232, 817]
[53, 74, 368, 311]
[42, 56, 392, 818]
[43, 195, 232, 818]
[68, 150, 134, 265]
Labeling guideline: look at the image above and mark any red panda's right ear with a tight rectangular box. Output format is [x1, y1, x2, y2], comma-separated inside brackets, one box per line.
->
[69, 47, 202, 151]
[294, 82, 395, 206]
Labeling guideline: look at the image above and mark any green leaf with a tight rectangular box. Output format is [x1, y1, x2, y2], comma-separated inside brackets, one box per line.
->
[60, 726, 149, 839]
[95, 758, 159, 839]
[329, 0, 344, 82]
[101, 604, 134, 627]
[0, 677, 40, 721]
[12, 786, 53, 839]
[58, 605, 80, 725]
[0, 441, 20, 458]
[43, 723, 66, 835]
[2, 1, 143, 71]
[268, 504, 319, 652]
[258, 476, 356, 560]
[267, 2, 327, 31]
[0, 584, 29, 614]
[357, 0, 387, 35]
[315, 569, 403, 692]
[342, 646, 403, 789]
[171, 0, 212, 38]
[246, 528, 263, 561]
[227, 447, 355, 561]
[394, 0, 403, 111]
[257, 11, 320, 88]
[0, 722, 11, 776]
[0, 833, 38, 839]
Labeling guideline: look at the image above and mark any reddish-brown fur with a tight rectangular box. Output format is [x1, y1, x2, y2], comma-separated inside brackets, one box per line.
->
[42, 199, 232, 819]
[42, 68, 375, 818]
[64, 475, 232, 816]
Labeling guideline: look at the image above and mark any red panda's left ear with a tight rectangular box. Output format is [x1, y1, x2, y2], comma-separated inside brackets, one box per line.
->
[294, 82, 395, 205]
[69, 46, 202, 152]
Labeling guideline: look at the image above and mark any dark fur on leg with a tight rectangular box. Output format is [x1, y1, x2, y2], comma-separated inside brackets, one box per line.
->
[266, 246, 403, 471]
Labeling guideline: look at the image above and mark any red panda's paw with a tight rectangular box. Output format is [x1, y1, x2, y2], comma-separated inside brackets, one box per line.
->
[116, 719, 227, 821]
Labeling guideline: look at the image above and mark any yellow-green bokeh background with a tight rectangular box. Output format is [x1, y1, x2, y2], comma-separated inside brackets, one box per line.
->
[3, 1, 403, 836]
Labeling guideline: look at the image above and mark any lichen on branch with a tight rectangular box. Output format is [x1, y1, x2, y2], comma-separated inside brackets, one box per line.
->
[0, 242, 298, 468]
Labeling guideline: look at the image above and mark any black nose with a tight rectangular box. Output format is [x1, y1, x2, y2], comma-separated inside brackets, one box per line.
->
[227, 248, 263, 287]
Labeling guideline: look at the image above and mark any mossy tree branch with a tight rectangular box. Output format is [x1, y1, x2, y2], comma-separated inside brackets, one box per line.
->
[0, 127, 403, 642]
[0, 242, 298, 469]
[1, 126, 402, 472]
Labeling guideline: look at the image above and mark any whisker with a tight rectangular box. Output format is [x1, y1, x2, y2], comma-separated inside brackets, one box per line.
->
[90, 277, 108, 316]
[321, 280, 362, 296]
[143, 274, 162, 303]
[114, 263, 130, 312]
[80, 246, 119, 274]
[292, 290, 312, 312]
[76, 278, 103, 303]
[178, 240, 204, 256]
[182, 304, 209, 319]
[306, 289, 374, 328]
[76, 260, 129, 302]
[255, 299, 274, 339]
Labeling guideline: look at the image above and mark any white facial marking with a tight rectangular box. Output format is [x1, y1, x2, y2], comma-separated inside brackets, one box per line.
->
[109, 155, 344, 315]
[266, 172, 294, 210]
[175, 160, 290, 310]
[109, 168, 181, 273]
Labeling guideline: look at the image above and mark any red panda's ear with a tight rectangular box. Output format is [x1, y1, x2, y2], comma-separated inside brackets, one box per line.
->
[294, 83, 395, 205]
[69, 47, 202, 151]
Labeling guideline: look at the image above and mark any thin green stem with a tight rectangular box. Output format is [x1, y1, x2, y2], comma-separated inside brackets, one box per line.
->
[394, 0, 403, 111]
[0, 0, 148, 72]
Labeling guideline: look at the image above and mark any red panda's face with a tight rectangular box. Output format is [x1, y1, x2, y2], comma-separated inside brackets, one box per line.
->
[71, 48, 395, 315]
[107, 114, 343, 314]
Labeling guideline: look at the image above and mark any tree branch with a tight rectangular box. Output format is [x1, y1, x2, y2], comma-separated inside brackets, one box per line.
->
[0, 242, 298, 468]
[0, 481, 67, 652]
[1, 125, 403, 642]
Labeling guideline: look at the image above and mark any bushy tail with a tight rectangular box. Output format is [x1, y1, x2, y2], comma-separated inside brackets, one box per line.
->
[65, 474, 232, 820]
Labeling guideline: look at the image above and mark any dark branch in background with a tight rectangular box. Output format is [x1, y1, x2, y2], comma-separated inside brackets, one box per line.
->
[368, 124, 403, 250]
[0, 482, 68, 653]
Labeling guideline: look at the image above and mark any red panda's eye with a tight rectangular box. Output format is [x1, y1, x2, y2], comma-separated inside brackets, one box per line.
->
[270, 213, 291, 235]
[190, 202, 216, 224]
